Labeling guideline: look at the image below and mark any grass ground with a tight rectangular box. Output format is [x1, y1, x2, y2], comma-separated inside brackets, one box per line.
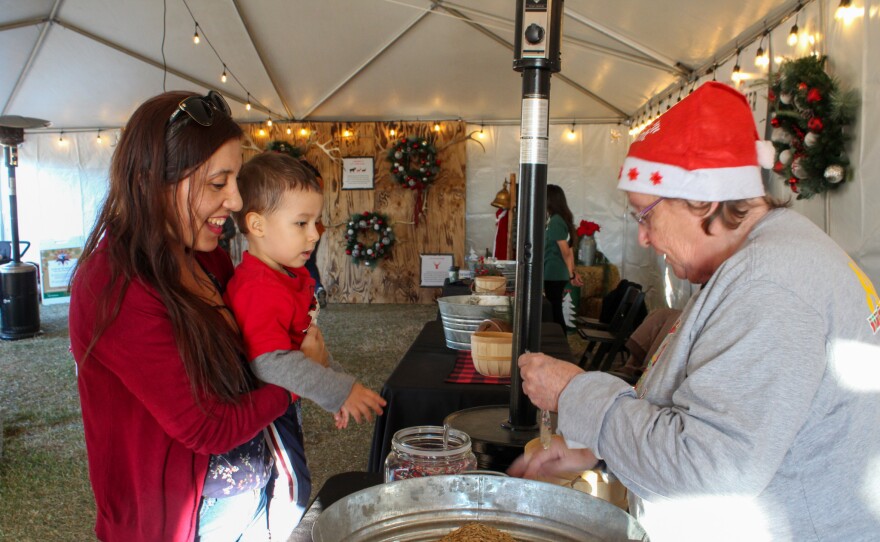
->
[0, 303, 584, 541]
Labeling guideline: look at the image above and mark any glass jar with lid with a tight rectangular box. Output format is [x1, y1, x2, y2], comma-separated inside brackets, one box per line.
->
[384, 425, 477, 483]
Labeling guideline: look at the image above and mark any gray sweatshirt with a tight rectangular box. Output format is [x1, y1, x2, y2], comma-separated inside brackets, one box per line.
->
[253, 351, 355, 413]
[559, 209, 880, 541]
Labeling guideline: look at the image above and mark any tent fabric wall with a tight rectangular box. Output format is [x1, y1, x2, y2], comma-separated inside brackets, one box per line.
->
[1, 131, 114, 272]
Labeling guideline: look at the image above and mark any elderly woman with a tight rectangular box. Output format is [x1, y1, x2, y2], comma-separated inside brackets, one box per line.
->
[509, 83, 880, 541]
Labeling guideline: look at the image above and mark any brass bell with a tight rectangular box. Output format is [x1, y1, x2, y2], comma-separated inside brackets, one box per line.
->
[490, 180, 511, 209]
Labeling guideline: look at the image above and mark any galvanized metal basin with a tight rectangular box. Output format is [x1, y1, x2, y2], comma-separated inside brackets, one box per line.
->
[437, 295, 512, 350]
[312, 474, 648, 541]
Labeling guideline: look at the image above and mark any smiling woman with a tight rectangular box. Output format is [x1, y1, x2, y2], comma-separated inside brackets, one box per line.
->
[67, 91, 293, 542]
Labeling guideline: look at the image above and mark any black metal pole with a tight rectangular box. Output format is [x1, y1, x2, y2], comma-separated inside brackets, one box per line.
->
[4, 146, 21, 263]
[508, 68, 552, 430]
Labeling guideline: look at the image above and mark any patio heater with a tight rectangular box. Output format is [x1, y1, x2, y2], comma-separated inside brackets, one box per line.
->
[445, 0, 563, 470]
[0, 115, 49, 340]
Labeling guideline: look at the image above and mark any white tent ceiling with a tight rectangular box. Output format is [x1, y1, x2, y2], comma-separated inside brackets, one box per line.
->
[1, 0, 804, 130]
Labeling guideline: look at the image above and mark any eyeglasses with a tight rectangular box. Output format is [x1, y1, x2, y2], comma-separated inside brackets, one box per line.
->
[167, 90, 231, 128]
[629, 197, 665, 225]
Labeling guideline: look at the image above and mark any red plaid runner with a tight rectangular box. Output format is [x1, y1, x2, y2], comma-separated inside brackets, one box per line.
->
[445, 350, 511, 385]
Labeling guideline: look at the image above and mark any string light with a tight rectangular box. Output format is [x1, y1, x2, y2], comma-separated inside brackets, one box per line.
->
[266, 119, 272, 127]
[567, 121, 576, 140]
[389, 123, 396, 137]
[300, 127, 309, 136]
[788, 9, 800, 46]
[755, 32, 769, 68]
[286, 127, 291, 135]
[478, 122, 485, 139]
[179, 0, 282, 119]
[96, 130, 102, 143]
[835, 0, 862, 24]
[732, 48, 743, 83]
[258, 128, 266, 136]
[343, 128, 352, 138]
[433, 122, 441, 132]
[58, 131, 65, 145]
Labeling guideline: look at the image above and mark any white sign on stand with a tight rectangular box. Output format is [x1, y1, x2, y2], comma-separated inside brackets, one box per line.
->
[420, 253, 453, 287]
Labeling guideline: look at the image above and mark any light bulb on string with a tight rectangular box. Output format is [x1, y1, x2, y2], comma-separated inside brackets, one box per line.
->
[732, 48, 742, 83]
[835, 0, 861, 24]
[246, 94, 251, 111]
[258, 128, 266, 137]
[433, 122, 441, 132]
[343, 128, 352, 138]
[567, 121, 576, 140]
[286, 127, 291, 135]
[788, 8, 800, 47]
[221, 66, 227, 83]
[300, 127, 309, 137]
[193, 24, 200, 44]
[389, 123, 396, 137]
[58, 131, 65, 145]
[267, 119, 272, 127]
[96, 130, 102, 144]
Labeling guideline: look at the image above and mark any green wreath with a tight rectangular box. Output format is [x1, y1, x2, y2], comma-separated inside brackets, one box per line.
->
[344, 211, 395, 266]
[769, 55, 858, 199]
[387, 137, 440, 190]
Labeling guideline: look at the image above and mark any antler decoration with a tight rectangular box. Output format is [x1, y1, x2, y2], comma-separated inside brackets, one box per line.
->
[312, 138, 343, 163]
[437, 129, 485, 153]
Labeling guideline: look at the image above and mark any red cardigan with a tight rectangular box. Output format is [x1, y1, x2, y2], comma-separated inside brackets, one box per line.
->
[69, 241, 290, 542]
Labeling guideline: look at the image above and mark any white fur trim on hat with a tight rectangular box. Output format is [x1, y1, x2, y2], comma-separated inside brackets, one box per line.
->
[755, 140, 776, 169]
[617, 156, 766, 201]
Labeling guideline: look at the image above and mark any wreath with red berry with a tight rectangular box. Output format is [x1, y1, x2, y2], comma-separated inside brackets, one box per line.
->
[387, 137, 440, 190]
[344, 211, 395, 267]
[769, 55, 858, 199]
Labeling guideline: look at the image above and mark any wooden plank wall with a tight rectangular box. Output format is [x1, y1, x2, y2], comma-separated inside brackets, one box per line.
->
[241, 121, 467, 304]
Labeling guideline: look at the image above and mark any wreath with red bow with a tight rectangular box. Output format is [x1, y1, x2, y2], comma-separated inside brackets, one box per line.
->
[344, 211, 395, 267]
[387, 137, 440, 189]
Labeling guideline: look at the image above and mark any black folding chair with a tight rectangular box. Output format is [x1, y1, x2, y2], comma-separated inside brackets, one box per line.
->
[577, 287, 646, 372]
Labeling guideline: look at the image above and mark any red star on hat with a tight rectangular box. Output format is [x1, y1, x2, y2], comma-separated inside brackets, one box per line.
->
[650, 171, 663, 185]
[627, 167, 639, 181]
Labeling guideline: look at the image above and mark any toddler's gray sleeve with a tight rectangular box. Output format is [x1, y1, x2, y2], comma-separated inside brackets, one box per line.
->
[252, 350, 355, 412]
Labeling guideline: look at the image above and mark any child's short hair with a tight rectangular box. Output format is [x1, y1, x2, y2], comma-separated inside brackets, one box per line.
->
[236, 152, 322, 234]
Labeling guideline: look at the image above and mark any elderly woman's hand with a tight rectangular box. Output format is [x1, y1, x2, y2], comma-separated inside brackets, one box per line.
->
[518, 352, 584, 411]
[507, 435, 598, 480]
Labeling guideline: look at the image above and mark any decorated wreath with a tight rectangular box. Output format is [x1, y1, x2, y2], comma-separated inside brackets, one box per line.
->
[344, 211, 395, 267]
[387, 137, 440, 190]
[769, 55, 858, 199]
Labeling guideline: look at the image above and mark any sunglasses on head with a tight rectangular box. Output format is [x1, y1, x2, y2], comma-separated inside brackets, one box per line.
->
[167, 90, 231, 128]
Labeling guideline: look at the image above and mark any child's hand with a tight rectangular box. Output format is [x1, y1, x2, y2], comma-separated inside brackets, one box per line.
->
[333, 410, 349, 430]
[301, 325, 330, 367]
[340, 383, 386, 425]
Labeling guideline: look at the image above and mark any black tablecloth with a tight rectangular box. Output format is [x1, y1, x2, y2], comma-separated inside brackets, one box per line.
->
[367, 320, 573, 473]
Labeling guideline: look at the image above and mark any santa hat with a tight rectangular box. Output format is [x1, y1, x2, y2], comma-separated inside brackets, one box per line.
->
[618, 82, 774, 201]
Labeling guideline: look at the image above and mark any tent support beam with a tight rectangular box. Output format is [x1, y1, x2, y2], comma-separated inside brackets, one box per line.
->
[2, 0, 64, 116]
[0, 16, 48, 33]
[53, 19, 274, 116]
[231, 0, 293, 119]
[439, 4, 628, 119]
[564, 7, 689, 74]
[299, 2, 442, 120]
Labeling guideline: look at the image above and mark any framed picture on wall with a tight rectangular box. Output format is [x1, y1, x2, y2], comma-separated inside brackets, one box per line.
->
[420, 253, 454, 287]
[341, 157, 374, 190]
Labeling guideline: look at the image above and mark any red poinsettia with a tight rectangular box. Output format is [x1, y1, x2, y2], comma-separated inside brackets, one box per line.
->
[577, 220, 601, 237]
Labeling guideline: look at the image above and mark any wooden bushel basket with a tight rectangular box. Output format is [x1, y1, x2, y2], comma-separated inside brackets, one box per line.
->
[474, 275, 506, 295]
[470, 331, 512, 376]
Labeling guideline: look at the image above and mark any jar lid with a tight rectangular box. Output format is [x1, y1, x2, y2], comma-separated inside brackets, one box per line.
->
[391, 425, 472, 457]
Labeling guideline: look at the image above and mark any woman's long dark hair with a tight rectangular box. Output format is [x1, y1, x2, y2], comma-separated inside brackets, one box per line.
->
[73, 91, 252, 403]
[547, 184, 577, 246]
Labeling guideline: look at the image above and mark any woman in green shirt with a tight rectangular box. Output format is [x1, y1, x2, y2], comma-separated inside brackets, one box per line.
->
[544, 185, 583, 332]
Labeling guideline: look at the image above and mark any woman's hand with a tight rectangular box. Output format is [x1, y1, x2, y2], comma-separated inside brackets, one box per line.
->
[508, 435, 599, 480]
[518, 352, 584, 411]
[570, 272, 584, 287]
